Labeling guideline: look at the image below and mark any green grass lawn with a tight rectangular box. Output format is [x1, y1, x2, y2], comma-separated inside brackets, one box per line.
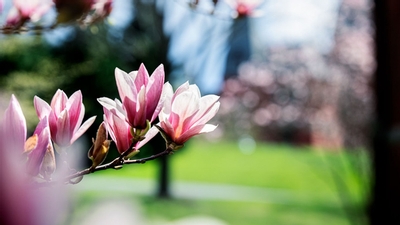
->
[70, 137, 371, 225]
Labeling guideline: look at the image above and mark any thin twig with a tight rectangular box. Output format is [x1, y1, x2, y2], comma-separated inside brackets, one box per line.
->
[33, 147, 173, 188]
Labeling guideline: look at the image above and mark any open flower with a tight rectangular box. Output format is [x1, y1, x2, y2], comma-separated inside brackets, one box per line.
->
[100, 97, 158, 157]
[158, 82, 220, 147]
[112, 63, 165, 130]
[34, 89, 96, 148]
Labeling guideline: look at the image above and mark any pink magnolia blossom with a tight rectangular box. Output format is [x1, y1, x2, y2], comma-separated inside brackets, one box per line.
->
[100, 98, 132, 153]
[0, 95, 53, 178]
[0, 97, 65, 225]
[0, 95, 33, 225]
[112, 63, 165, 130]
[34, 89, 96, 148]
[1, 95, 27, 153]
[13, 0, 53, 20]
[99, 97, 159, 155]
[158, 82, 220, 146]
[4, 0, 53, 28]
[4, 7, 22, 28]
[225, 0, 263, 18]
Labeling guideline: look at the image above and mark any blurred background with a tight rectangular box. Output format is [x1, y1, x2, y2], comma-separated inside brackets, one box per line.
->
[0, 0, 375, 224]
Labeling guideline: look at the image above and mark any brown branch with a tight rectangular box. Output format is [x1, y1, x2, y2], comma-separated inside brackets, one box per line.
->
[0, 24, 58, 35]
[68, 147, 172, 179]
[33, 147, 173, 188]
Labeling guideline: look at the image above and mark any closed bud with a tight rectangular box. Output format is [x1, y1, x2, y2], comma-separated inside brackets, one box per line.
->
[88, 122, 111, 171]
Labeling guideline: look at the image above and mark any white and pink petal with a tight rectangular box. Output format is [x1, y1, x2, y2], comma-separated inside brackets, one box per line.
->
[70, 116, 96, 144]
[3, 95, 27, 152]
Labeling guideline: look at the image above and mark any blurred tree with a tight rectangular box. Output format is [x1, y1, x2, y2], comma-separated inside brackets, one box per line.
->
[130, 0, 171, 198]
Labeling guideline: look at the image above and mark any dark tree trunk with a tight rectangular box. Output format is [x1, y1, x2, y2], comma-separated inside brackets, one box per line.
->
[157, 150, 170, 198]
[224, 17, 251, 79]
[370, 1, 400, 224]
[132, 0, 172, 198]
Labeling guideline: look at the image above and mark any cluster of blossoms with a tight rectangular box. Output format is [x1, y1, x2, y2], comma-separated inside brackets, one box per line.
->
[0, 0, 112, 32]
[0, 63, 220, 182]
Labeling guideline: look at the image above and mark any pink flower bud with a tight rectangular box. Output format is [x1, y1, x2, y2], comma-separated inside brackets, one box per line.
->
[99, 98, 133, 154]
[1, 95, 54, 179]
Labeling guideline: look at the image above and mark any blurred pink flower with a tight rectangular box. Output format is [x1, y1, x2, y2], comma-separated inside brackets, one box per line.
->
[13, 0, 53, 20]
[0, 95, 32, 225]
[4, 7, 22, 28]
[1, 95, 27, 153]
[158, 82, 220, 146]
[34, 89, 96, 148]
[0, 95, 53, 179]
[106, 64, 165, 130]
[4, 0, 53, 28]
[225, 0, 263, 18]
[84, 0, 113, 24]
[93, 0, 113, 16]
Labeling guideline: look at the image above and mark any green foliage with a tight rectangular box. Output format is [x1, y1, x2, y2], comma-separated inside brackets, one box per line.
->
[0, 26, 128, 131]
[0, 37, 65, 129]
